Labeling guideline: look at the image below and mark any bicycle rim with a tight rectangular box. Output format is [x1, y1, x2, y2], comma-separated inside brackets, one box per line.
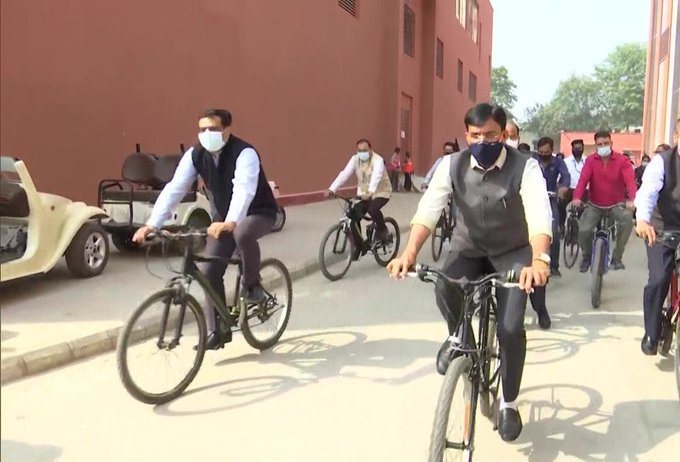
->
[373, 217, 401, 266]
[319, 223, 353, 281]
[117, 289, 206, 404]
[480, 316, 500, 420]
[240, 259, 292, 350]
[429, 356, 475, 462]
[591, 239, 605, 309]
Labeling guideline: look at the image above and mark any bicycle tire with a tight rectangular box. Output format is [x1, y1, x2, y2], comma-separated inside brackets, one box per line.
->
[429, 356, 475, 462]
[117, 288, 207, 405]
[373, 217, 401, 267]
[591, 238, 605, 309]
[319, 223, 353, 281]
[479, 314, 500, 420]
[240, 258, 293, 351]
[563, 218, 580, 269]
[431, 211, 446, 262]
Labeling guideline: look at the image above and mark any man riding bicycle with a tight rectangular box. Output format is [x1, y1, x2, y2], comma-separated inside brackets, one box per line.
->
[573, 130, 637, 272]
[422, 141, 459, 190]
[634, 119, 680, 356]
[325, 138, 392, 251]
[132, 109, 278, 350]
[388, 103, 552, 442]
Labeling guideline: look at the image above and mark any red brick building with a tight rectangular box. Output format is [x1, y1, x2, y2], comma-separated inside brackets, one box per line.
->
[0, 0, 493, 204]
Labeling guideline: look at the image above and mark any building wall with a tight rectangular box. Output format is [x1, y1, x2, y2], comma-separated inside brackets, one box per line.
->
[1, 0, 490, 204]
[642, 0, 679, 155]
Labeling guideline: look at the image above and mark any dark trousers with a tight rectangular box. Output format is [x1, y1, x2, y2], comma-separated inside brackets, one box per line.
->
[435, 246, 531, 402]
[578, 205, 634, 261]
[366, 197, 389, 235]
[643, 244, 676, 341]
[403, 173, 412, 191]
[200, 214, 274, 332]
[389, 170, 400, 192]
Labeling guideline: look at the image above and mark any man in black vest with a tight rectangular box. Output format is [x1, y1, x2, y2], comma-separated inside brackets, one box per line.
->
[388, 103, 552, 442]
[133, 109, 278, 350]
[634, 118, 680, 355]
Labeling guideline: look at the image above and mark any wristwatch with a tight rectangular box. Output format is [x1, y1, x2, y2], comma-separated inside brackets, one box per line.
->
[534, 253, 551, 266]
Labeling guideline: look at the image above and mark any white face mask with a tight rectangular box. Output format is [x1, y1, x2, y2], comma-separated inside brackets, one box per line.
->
[597, 146, 611, 157]
[506, 139, 519, 149]
[198, 130, 226, 152]
[357, 151, 370, 161]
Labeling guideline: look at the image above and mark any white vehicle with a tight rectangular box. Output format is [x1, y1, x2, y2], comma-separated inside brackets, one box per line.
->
[0, 156, 110, 281]
[98, 145, 212, 251]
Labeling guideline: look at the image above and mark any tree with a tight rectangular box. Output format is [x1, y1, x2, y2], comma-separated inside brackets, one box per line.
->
[490, 66, 517, 111]
[547, 75, 609, 132]
[595, 43, 646, 130]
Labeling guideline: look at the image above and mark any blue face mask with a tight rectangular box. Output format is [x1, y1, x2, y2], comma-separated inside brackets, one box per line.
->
[597, 146, 611, 157]
[469, 141, 504, 169]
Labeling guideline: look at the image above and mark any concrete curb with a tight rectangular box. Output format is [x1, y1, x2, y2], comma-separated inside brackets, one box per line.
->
[1, 227, 411, 385]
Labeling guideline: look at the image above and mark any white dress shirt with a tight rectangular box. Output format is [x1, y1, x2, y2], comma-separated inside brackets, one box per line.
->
[564, 155, 586, 189]
[424, 156, 444, 185]
[411, 148, 553, 240]
[634, 153, 667, 223]
[147, 146, 260, 229]
[329, 153, 386, 195]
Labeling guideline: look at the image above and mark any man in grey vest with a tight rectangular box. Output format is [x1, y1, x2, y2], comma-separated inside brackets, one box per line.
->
[388, 103, 552, 442]
[133, 109, 278, 350]
[634, 118, 680, 356]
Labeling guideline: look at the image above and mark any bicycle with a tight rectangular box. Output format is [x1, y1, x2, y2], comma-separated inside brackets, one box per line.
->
[563, 202, 580, 269]
[116, 228, 292, 405]
[319, 195, 400, 281]
[431, 193, 455, 262]
[588, 203, 621, 309]
[408, 264, 521, 462]
[655, 231, 680, 401]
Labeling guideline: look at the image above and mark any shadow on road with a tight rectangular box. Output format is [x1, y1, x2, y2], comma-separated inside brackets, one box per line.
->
[0, 439, 62, 462]
[513, 383, 680, 462]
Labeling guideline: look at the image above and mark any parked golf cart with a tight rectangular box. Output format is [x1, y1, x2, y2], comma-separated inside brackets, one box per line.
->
[98, 144, 212, 252]
[269, 181, 286, 233]
[0, 156, 110, 281]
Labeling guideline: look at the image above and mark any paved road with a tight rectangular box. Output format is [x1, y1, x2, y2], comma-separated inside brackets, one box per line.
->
[2, 240, 679, 461]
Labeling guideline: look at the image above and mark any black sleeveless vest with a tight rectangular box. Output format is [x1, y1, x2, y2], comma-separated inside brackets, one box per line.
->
[651, 147, 680, 230]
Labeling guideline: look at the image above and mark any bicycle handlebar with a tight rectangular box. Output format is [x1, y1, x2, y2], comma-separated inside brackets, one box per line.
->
[145, 228, 207, 245]
[406, 263, 523, 290]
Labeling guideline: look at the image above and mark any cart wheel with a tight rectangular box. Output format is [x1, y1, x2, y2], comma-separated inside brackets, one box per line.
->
[111, 231, 141, 252]
[65, 222, 110, 278]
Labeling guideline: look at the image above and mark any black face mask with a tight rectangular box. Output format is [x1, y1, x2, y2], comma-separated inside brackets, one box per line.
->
[572, 148, 584, 157]
[469, 142, 503, 169]
[539, 154, 553, 162]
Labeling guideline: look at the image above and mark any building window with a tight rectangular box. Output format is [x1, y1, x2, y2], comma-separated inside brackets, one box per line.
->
[404, 5, 416, 58]
[457, 60, 464, 93]
[456, 0, 466, 27]
[338, 0, 358, 17]
[468, 71, 477, 101]
[467, 0, 479, 43]
[436, 39, 444, 79]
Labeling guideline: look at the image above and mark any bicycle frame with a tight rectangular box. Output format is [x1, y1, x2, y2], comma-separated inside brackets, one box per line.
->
[590, 205, 619, 274]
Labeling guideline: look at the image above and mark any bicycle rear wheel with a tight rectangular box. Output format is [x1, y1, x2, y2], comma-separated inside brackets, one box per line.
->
[117, 288, 207, 404]
[563, 218, 580, 269]
[429, 356, 475, 462]
[373, 217, 401, 266]
[431, 211, 446, 262]
[591, 238, 605, 309]
[660, 275, 677, 356]
[319, 223, 353, 281]
[240, 258, 293, 350]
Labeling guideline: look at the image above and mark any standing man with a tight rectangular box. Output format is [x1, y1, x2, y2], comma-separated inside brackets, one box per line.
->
[634, 119, 680, 355]
[325, 138, 392, 244]
[422, 140, 459, 189]
[534, 136, 571, 277]
[133, 109, 278, 350]
[573, 130, 637, 272]
[505, 120, 521, 149]
[388, 103, 552, 442]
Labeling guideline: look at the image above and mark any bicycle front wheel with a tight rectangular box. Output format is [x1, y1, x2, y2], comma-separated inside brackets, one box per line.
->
[117, 289, 207, 404]
[319, 223, 353, 281]
[240, 258, 293, 350]
[479, 314, 501, 420]
[591, 238, 605, 309]
[429, 356, 475, 462]
[431, 211, 446, 262]
[563, 218, 580, 269]
[373, 217, 401, 266]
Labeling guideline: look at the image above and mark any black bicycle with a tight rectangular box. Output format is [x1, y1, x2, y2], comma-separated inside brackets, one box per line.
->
[116, 228, 292, 405]
[408, 264, 521, 462]
[588, 203, 621, 308]
[431, 193, 455, 262]
[563, 202, 580, 269]
[319, 195, 400, 281]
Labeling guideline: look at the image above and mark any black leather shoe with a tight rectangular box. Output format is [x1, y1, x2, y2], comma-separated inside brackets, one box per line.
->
[641, 335, 657, 356]
[610, 258, 625, 271]
[498, 408, 523, 442]
[579, 258, 590, 273]
[196, 331, 232, 351]
[436, 337, 460, 376]
[245, 284, 267, 304]
[550, 267, 562, 278]
[537, 310, 552, 330]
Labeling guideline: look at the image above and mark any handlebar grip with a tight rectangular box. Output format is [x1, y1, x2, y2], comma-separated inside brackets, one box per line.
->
[506, 264, 524, 284]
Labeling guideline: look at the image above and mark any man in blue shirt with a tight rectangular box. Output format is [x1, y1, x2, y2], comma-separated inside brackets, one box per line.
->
[534, 136, 571, 277]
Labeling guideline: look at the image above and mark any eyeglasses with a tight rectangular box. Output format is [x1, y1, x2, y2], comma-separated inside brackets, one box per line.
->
[467, 131, 502, 142]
